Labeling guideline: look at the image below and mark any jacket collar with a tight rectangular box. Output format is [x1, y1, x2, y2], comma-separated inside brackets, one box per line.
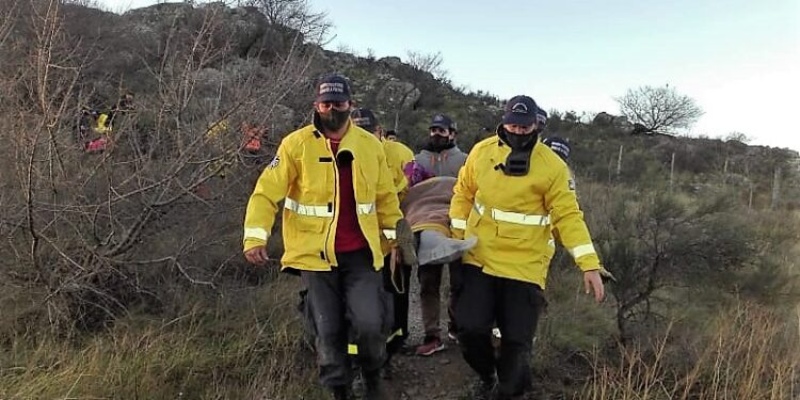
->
[421, 145, 463, 156]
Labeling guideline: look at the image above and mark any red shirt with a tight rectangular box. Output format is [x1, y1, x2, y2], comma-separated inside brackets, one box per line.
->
[330, 139, 369, 252]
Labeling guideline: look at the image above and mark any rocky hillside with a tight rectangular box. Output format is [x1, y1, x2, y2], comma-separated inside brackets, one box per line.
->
[5, 1, 795, 200]
[49, 2, 800, 196]
[1, 3, 797, 399]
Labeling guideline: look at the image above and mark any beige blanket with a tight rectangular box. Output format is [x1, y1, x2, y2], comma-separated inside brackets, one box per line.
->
[400, 176, 456, 234]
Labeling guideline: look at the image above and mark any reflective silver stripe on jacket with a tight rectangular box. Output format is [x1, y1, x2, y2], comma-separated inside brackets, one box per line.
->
[285, 198, 376, 217]
[570, 243, 596, 258]
[284, 198, 332, 217]
[473, 202, 550, 226]
[244, 227, 268, 241]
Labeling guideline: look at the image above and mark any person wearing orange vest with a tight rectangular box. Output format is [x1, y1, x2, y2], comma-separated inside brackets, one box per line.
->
[243, 74, 415, 400]
[241, 122, 265, 153]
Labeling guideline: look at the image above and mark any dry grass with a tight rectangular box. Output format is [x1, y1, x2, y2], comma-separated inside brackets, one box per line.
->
[2, 273, 798, 399]
[0, 275, 324, 400]
[583, 302, 799, 400]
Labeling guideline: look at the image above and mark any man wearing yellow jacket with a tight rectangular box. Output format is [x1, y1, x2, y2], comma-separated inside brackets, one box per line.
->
[243, 74, 409, 400]
[350, 108, 414, 197]
[349, 107, 414, 380]
[449, 95, 605, 400]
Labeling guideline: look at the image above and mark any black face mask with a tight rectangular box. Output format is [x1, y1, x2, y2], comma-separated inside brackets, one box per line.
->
[428, 135, 453, 152]
[504, 133, 537, 151]
[319, 109, 350, 132]
[497, 126, 537, 176]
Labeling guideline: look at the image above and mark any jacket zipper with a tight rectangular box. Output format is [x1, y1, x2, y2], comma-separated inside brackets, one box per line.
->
[351, 158, 367, 240]
[323, 139, 337, 264]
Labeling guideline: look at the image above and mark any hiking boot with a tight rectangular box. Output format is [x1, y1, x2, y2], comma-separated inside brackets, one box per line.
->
[351, 370, 364, 398]
[465, 374, 497, 400]
[330, 385, 351, 400]
[494, 394, 524, 400]
[491, 327, 502, 349]
[363, 370, 385, 400]
[415, 336, 445, 356]
[381, 359, 394, 380]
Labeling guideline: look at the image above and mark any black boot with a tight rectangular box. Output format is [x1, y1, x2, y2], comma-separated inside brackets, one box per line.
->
[381, 351, 397, 381]
[331, 385, 351, 400]
[363, 370, 385, 400]
[351, 369, 365, 398]
[466, 374, 497, 400]
[381, 359, 394, 381]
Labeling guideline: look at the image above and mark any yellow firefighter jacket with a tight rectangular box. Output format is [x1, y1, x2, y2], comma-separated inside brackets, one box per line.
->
[382, 139, 415, 196]
[243, 119, 403, 271]
[449, 135, 600, 288]
[95, 113, 112, 135]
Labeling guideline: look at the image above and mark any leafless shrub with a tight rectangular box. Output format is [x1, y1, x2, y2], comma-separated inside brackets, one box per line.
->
[0, 0, 319, 335]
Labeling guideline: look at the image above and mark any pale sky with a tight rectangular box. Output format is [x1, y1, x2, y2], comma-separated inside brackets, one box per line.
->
[104, 0, 800, 152]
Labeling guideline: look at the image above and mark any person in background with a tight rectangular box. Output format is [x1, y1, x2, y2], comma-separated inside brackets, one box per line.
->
[412, 113, 468, 356]
[351, 108, 415, 197]
[350, 107, 416, 379]
[542, 136, 570, 162]
[415, 114, 467, 178]
[384, 130, 398, 142]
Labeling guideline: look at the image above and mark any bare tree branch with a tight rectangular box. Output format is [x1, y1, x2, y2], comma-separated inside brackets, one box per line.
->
[405, 50, 449, 82]
[238, 0, 331, 44]
[616, 85, 704, 134]
[0, 0, 320, 332]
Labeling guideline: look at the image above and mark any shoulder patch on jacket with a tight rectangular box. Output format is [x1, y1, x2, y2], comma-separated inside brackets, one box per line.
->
[266, 155, 280, 169]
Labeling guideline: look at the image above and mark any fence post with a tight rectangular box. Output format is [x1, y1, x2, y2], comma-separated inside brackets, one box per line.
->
[669, 152, 675, 192]
[771, 166, 782, 209]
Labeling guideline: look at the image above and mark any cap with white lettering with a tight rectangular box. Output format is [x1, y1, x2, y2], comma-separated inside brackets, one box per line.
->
[316, 74, 351, 102]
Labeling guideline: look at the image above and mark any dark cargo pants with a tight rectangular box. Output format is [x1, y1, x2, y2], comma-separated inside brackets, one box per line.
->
[301, 249, 390, 389]
[455, 264, 546, 397]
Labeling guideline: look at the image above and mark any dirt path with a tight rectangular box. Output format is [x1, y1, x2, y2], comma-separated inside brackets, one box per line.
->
[379, 267, 561, 400]
[382, 268, 475, 400]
